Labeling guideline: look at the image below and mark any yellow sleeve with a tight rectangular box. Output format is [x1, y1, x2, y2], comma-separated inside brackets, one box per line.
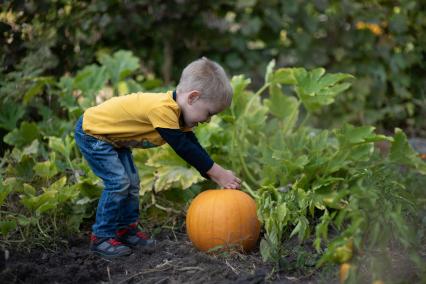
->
[148, 106, 180, 129]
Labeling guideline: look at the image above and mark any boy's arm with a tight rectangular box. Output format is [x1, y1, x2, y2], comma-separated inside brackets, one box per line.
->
[156, 128, 213, 179]
[156, 128, 241, 188]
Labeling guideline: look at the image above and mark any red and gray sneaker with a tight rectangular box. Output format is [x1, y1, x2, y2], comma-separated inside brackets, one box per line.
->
[116, 223, 156, 247]
[90, 234, 132, 258]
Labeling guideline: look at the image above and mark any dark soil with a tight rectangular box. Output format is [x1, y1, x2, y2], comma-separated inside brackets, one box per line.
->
[0, 229, 336, 284]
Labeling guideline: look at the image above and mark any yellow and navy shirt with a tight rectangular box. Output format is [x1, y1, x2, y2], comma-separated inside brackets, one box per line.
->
[83, 91, 190, 148]
[82, 90, 214, 177]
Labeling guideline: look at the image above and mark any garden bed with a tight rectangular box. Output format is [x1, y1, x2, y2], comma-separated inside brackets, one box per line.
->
[0, 229, 337, 284]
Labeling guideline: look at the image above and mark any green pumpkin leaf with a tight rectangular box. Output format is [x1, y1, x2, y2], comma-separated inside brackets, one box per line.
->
[14, 156, 35, 181]
[230, 75, 252, 118]
[260, 238, 273, 262]
[3, 122, 40, 148]
[390, 129, 426, 174]
[22, 139, 40, 156]
[47, 176, 67, 192]
[144, 147, 203, 193]
[272, 68, 297, 85]
[336, 124, 391, 146]
[21, 183, 36, 195]
[0, 176, 14, 207]
[48, 135, 75, 161]
[264, 85, 300, 132]
[33, 154, 58, 179]
[291, 68, 354, 112]
[98, 50, 140, 87]
[20, 190, 58, 212]
[0, 103, 26, 131]
[74, 65, 109, 108]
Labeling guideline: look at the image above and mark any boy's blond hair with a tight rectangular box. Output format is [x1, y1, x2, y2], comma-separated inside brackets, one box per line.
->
[177, 57, 233, 109]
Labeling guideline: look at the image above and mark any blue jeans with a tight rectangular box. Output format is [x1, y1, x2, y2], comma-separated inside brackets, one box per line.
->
[74, 116, 140, 238]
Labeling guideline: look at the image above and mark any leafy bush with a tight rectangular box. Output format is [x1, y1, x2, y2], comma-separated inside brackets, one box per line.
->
[212, 62, 425, 282]
[1, 1, 425, 134]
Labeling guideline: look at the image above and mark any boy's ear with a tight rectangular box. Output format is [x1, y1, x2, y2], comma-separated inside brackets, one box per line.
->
[187, 90, 201, 105]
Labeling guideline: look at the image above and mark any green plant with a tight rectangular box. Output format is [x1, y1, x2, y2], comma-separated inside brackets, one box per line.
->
[210, 62, 426, 282]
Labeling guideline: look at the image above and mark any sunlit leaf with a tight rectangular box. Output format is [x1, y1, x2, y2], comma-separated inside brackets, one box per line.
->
[98, 50, 139, 87]
[33, 154, 58, 179]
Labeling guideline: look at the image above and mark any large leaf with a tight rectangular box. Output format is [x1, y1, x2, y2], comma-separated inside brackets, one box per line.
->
[0, 103, 26, 131]
[20, 190, 57, 212]
[291, 68, 354, 112]
[335, 124, 391, 146]
[0, 176, 14, 207]
[3, 122, 40, 148]
[144, 147, 203, 193]
[74, 65, 109, 108]
[98, 50, 139, 87]
[20, 178, 66, 214]
[271, 68, 297, 85]
[33, 153, 58, 179]
[264, 84, 300, 133]
[230, 75, 252, 118]
[48, 135, 75, 161]
[390, 128, 426, 174]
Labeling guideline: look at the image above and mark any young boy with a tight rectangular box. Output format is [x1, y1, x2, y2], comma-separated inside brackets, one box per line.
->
[74, 57, 241, 258]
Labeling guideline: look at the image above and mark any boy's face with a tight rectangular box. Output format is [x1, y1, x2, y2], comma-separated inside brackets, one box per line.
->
[180, 91, 225, 128]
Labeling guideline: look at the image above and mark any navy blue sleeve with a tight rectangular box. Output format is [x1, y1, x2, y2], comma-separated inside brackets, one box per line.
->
[156, 128, 214, 179]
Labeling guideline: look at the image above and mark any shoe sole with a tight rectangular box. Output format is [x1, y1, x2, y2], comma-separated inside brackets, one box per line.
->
[117, 239, 157, 248]
[91, 249, 133, 259]
[125, 240, 157, 248]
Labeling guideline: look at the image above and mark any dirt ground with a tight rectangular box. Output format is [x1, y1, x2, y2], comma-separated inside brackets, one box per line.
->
[0, 228, 336, 284]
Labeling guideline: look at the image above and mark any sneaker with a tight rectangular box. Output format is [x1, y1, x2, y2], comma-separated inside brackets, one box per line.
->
[90, 234, 132, 258]
[116, 223, 156, 247]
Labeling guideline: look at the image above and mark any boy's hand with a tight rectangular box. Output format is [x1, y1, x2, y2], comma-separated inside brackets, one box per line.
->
[206, 163, 241, 189]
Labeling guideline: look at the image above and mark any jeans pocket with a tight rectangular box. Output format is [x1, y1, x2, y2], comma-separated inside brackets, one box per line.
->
[87, 136, 111, 152]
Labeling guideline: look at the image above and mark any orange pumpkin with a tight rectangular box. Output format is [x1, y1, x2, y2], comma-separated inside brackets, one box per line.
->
[339, 263, 351, 284]
[186, 189, 260, 252]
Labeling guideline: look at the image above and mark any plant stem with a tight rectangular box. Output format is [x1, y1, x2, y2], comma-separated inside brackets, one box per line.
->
[66, 157, 75, 171]
[154, 204, 180, 214]
[238, 146, 258, 186]
[234, 84, 271, 187]
[36, 220, 51, 240]
[254, 83, 271, 97]
[242, 181, 258, 198]
[242, 83, 270, 118]
[299, 113, 311, 128]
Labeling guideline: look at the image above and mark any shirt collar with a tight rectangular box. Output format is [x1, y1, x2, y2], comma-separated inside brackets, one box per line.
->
[173, 90, 185, 127]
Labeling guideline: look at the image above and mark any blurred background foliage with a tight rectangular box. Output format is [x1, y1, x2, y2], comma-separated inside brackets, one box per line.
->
[1, 0, 425, 137]
[0, 2, 425, 279]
